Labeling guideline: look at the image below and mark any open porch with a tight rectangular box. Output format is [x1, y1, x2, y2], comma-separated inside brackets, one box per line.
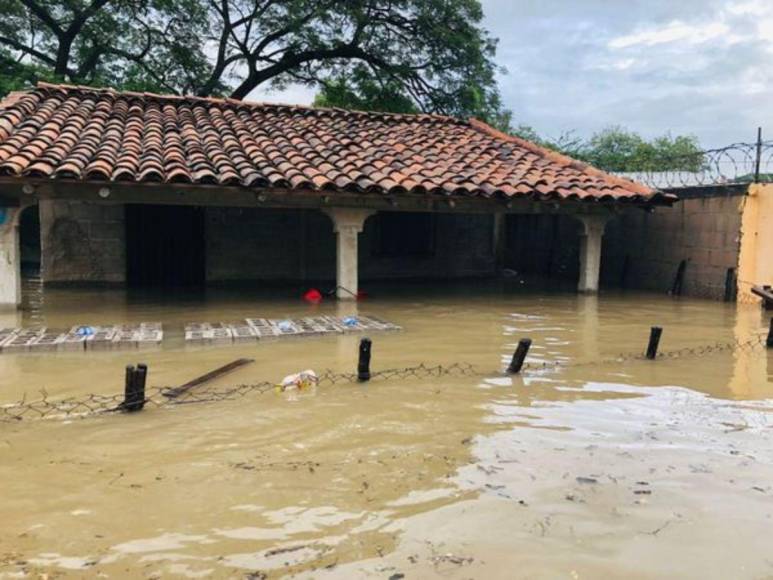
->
[0, 83, 670, 308]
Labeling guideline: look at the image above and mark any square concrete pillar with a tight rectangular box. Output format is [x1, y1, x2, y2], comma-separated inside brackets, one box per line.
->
[577, 214, 610, 294]
[324, 208, 375, 299]
[0, 207, 21, 309]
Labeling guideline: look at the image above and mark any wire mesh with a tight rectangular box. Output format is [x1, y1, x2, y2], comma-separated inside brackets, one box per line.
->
[1, 333, 769, 423]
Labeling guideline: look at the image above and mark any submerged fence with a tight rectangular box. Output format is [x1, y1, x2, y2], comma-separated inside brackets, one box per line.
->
[2, 324, 772, 423]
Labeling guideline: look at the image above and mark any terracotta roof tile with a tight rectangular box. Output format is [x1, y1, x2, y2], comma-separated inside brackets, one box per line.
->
[0, 83, 672, 204]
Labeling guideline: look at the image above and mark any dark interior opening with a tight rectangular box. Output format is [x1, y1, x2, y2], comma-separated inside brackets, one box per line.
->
[371, 212, 435, 257]
[504, 214, 580, 281]
[19, 204, 41, 276]
[126, 204, 205, 287]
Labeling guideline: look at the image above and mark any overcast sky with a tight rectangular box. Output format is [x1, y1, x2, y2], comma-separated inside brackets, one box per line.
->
[249, 0, 773, 148]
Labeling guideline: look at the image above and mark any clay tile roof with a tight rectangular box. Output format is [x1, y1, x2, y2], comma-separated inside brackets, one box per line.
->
[0, 83, 672, 204]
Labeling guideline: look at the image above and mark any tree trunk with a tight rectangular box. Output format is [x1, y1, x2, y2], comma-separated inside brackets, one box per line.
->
[55, 36, 73, 78]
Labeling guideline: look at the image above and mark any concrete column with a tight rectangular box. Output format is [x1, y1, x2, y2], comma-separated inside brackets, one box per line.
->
[0, 207, 22, 309]
[324, 208, 375, 299]
[577, 214, 609, 294]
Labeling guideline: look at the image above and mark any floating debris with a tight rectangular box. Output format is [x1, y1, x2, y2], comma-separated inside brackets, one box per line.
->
[0, 324, 164, 353]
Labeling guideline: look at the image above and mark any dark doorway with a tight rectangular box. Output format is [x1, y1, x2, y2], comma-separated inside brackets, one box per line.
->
[126, 204, 205, 287]
[19, 205, 41, 276]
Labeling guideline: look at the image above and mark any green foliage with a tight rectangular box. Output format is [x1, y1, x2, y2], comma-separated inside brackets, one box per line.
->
[510, 124, 704, 173]
[313, 70, 418, 114]
[576, 126, 704, 172]
[0, 0, 509, 125]
[0, 52, 51, 95]
[0, 0, 213, 95]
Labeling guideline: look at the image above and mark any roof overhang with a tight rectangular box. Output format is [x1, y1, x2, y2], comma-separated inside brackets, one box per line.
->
[0, 176, 675, 216]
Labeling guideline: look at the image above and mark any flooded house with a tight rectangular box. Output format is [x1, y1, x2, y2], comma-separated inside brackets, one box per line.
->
[0, 81, 713, 309]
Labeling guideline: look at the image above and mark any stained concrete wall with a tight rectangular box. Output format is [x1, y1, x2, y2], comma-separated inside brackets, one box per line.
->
[737, 183, 773, 303]
[501, 194, 746, 300]
[39, 199, 126, 284]
[205, 208, 335, 281]
[206, 207, 497, 282]
[602, 192, 745, 299]
[361, 212, 496, 279]
[36, 194, 749, 299]
[503, 214, 582, 281]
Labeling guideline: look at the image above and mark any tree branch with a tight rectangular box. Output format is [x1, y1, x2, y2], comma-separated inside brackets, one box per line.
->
[0, 35, 56, 66]
[18, 0, 62, 36]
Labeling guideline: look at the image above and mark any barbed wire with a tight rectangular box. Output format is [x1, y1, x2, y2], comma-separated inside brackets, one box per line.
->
[612, 141, 773, 190]
[1, 333, 769, 423]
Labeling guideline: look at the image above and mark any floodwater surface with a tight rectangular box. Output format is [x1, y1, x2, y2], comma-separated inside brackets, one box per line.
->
[1, 281, 772, 579]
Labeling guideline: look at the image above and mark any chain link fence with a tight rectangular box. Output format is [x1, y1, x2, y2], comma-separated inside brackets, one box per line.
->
[2, 333, 770, 423]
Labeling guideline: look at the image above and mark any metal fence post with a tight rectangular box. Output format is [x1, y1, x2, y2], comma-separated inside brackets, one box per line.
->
[754, 127, 763, 183]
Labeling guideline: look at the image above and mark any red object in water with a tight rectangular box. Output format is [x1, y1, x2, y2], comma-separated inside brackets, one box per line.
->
[303, 288, 323, 303]
[356, 290, 368, 300]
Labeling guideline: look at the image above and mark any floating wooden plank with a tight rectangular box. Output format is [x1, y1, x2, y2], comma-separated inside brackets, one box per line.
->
[359, 314, 402, 331]
[295, 318, 324, 336]
[163, 358, 254, 398]
[323, 315, 366, 333]
[0, 329, 20, 351]
[136, 328, 163, 348]
[0, 327, 19, 340]
[752, 285, 773, 310]
[210, 327, 233, 344]
[185, 329, 211, 343]
[86, 327, 119, 350]
[28, 332, 67, 352]
[0, 316, 401, 354]
[228, 324, 258, 342]
[308, 316, 344, 334]
[245, 318, 281, 339]
[185, 324, 232, 344]
[112, 330, 139, 348]
[59, 333, 88, 351]
[1, 328, 45, 352]
[270, 319, 305, 337]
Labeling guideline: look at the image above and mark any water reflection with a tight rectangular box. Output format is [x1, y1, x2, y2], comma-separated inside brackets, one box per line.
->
[730, 303, 773, 399]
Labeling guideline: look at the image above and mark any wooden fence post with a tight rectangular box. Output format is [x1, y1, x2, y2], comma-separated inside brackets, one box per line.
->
[358, 338, 372, 382]
[123, 363, 147, 412]
[646, 327, 663, 360]
[507, 338, 532, 374]
[766, 319, 773, 348]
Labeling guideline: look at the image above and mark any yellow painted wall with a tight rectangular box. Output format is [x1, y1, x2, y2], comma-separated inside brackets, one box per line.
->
[738, 183, 773, 303]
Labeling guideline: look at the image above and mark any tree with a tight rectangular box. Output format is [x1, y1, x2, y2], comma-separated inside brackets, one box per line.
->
[0, 0, 509, 124]
[312, 63, 513, 131]
[313, 68, 418, 114]
[576, 126, 704, 172]
[0, 0, 214, 94]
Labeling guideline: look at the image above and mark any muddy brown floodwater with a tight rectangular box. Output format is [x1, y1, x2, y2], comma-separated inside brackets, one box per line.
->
[1, 281, 772, 579]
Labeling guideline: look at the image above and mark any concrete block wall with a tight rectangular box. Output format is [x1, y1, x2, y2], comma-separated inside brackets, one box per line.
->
[359, 212, 497, 279]
[39, 199, 126, 284]
[205, 208, 336, 281]
[503, 214, 582, 280]
[602, 194, 745, 299]
[206, 207, 497, 282]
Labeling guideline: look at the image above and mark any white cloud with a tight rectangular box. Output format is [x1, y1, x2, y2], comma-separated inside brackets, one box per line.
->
[609, 20, 731, 49]
[726, 0, 769, 16]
